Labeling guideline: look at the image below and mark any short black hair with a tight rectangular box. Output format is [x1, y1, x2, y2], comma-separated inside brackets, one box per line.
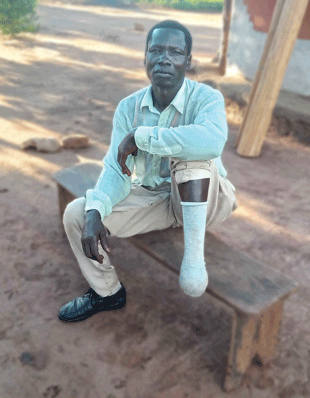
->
[146, 20, 192, 55]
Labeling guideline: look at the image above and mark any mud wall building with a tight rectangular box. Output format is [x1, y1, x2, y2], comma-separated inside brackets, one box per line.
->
[227, 0, 310, 96]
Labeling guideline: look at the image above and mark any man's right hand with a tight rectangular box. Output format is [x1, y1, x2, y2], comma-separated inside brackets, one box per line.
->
[81, 209, 110, 264]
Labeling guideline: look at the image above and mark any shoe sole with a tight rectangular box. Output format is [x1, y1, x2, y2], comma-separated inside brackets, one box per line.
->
[58, 299, 126, 323]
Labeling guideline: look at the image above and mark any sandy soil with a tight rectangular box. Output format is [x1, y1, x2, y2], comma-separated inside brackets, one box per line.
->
[0, 2, 309, 397]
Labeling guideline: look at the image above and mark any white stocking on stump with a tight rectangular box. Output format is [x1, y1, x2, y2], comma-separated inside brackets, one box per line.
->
[179, 201, 208, 297]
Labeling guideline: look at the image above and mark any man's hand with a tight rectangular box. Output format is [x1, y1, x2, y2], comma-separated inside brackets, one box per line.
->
[81, 209, 110, 264]
[117, 128, 138, 176]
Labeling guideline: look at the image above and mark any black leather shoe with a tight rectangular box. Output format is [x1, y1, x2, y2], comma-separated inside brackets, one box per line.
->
[58, 283, 126, 322]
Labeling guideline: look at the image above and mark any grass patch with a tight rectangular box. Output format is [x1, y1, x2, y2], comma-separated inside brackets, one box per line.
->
[0, 0, 40, 36]
[135, 0, 223, 12]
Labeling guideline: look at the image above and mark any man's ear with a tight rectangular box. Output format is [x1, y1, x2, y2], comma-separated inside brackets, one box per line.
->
[144, 50, 147, 66]
[186, 54, 192, 70]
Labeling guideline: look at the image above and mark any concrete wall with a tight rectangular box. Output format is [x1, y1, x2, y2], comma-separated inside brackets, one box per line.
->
[227, 0, 310, 96]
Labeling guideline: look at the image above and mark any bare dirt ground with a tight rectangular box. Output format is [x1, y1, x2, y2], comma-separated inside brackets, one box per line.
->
[0, 2, 309, 397]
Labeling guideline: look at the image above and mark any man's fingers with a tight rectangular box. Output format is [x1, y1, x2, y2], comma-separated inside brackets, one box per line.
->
[117, 149, 125, 171]
[83, 238, 103, 263]
[117, 150, 125, 172]
[90, 238, 103, 263]
[120, 153, 127, 172]
[99, 233, 110, 254]
[124, 165, 131, 176]
[82, 240, 91, 258]
[120, 154, 131, 176]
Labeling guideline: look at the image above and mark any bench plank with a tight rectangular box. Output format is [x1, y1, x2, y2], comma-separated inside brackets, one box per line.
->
[130, 228, 298, 315]
[53, 162, 102, 199]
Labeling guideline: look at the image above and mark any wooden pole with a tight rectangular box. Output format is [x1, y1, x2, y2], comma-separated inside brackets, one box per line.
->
[235, 0, 286, 148]
[219, 0, 233, 75]
[235, 0, 309, 157]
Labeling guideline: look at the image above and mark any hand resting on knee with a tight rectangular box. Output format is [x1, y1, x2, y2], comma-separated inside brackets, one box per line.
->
[81, 209, 110, 264]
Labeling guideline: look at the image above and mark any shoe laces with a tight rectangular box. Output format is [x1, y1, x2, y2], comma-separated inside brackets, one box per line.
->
[84, 288, 94, 299]
[75, 288, 95, 307]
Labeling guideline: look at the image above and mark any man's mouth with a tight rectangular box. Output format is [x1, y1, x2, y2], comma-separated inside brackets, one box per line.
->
[154, 70, 173, 76]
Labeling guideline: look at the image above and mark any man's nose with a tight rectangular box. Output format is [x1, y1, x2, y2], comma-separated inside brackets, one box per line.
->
[158, 51, 171, 65]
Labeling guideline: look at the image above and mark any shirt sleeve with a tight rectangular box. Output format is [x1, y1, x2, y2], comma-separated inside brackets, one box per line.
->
[84, 105, 134, 219]
[134, 90, 228, 160]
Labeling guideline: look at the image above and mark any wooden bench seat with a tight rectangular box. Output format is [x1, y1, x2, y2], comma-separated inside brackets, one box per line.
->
[52, 162, 298, 392]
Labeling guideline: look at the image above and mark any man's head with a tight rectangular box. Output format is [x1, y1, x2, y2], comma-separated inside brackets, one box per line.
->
[146, 20, 192, 55]
[144, 20, 192, 90]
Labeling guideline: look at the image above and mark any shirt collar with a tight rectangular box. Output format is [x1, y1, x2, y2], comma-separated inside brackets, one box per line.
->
[140, 78, 187, 114]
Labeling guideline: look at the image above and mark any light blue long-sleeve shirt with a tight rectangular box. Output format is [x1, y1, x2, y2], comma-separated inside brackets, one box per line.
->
[85, 77, 228, 219]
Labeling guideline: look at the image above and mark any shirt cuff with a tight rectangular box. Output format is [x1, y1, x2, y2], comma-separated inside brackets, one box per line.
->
[85, 189, 113, 220]
[135, 126, 151, 152]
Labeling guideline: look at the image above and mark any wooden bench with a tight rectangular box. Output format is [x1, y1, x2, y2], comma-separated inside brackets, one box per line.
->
[52, 162, 299, 392]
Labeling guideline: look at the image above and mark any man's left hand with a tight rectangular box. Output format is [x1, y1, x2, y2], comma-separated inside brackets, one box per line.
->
[117, 129, 138, 176]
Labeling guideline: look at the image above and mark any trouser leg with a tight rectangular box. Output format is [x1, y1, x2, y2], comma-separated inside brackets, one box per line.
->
[63, 186, 174, 297]
[63, 197, 121, 297]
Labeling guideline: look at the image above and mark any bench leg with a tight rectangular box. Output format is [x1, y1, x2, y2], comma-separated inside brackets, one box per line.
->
[251, 299, 284, 366]
[223, 312, 257, 391]
[57, 183, 76, 235]
[223, 299, 284, 391]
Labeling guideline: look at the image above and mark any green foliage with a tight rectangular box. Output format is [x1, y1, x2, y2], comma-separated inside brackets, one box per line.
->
[135, 0, 223, 12]
[0, 0, 40, 35]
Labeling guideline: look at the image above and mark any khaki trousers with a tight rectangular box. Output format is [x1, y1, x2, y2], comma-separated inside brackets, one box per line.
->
[63, 158, 238, 297]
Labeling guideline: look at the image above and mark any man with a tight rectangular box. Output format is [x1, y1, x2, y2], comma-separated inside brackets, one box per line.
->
[59, 20, 238, 323]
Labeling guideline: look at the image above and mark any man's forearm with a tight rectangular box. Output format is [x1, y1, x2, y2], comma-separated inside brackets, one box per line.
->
[134, 124, 227, 160]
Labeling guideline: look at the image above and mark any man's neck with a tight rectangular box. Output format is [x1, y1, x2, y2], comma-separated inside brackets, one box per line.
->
[151, 79, 184, 112]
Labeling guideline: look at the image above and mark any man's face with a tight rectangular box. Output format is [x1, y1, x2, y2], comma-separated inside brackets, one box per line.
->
[145, 28, 191, 89]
